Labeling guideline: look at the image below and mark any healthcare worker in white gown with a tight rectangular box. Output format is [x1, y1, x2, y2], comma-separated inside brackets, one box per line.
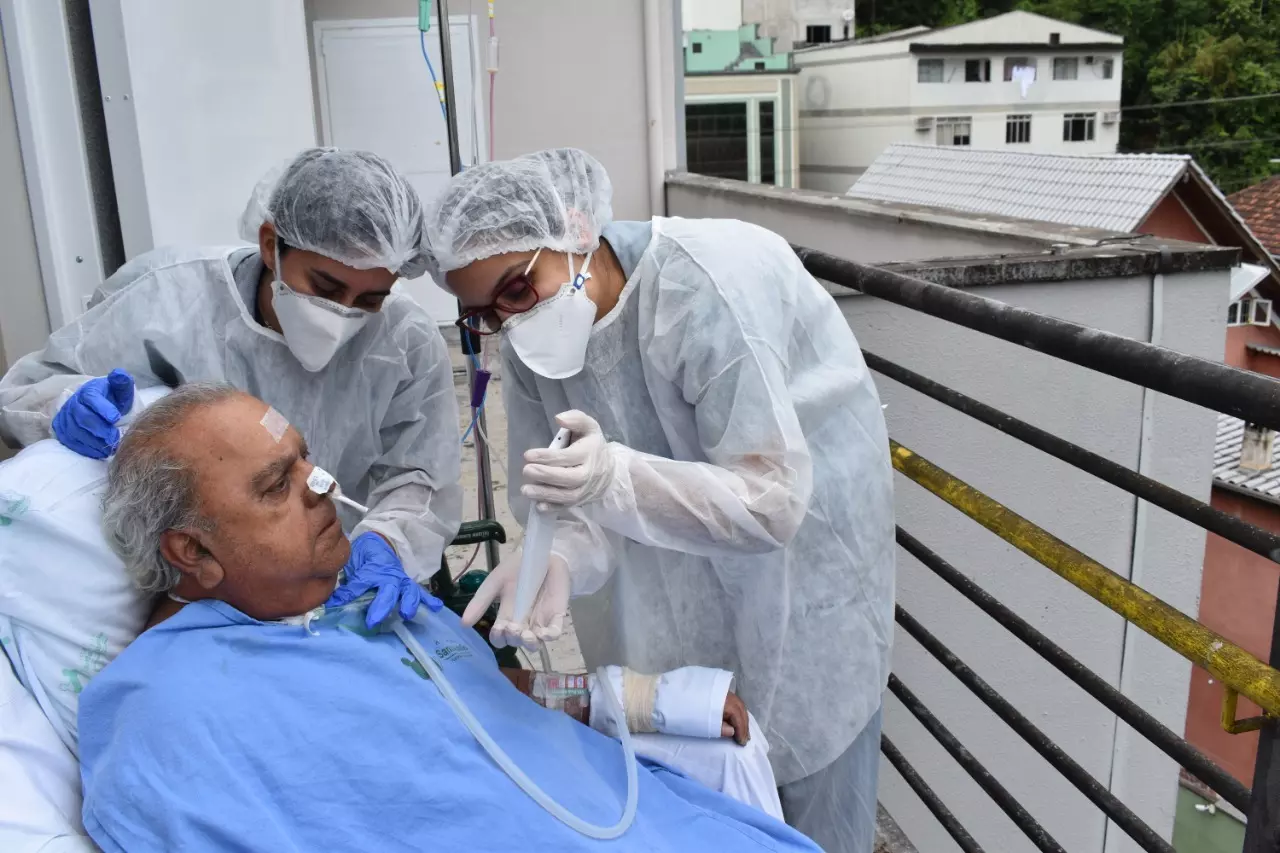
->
[433, 149, 895, 853]
[0, 148, 462, 581]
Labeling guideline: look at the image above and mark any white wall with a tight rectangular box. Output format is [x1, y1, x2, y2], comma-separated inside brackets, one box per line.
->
[666, 174, 1059, 260]
[0, 13, 51, 384]
[683, 0, 742, 31]
[306, 0, 667, 221]
[666, 175, 1221, 853]
[92, 0, 317, 257]
[860, 271, 1215, 853]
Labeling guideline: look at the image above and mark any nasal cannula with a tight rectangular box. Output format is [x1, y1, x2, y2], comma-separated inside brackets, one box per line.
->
[306, 463, 640, 839]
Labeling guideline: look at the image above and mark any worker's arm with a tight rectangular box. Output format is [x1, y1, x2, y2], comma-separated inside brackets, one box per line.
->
[0, 252, 169, 448]
[350, 317, 463, 581]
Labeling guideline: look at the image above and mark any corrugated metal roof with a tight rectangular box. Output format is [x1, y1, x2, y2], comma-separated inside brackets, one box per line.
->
[848, 144, 1191, 233]
[1247, 343, 1280, 358]
[1214, 414, 1280, 504]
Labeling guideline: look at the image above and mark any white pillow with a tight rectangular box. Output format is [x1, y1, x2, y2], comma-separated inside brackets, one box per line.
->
[0, 386, 169, 755]
[0, 649, 95, 852]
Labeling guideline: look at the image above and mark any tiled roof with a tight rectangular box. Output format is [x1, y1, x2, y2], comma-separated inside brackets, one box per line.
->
[1229, 176, 1280, 256]
[1214, 414, 1280, 504]
[849, 144, 1191, 233]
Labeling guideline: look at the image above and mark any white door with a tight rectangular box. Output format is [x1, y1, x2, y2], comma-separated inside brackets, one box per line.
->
[316, 17, 484, 325]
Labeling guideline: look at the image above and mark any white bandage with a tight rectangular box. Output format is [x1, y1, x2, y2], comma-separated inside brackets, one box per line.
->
[306, 467, 336, 496]
[260, 407, 289, 442]
[622, 668, 660, 734]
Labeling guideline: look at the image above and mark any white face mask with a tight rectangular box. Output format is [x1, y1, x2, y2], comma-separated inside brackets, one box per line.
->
[502, 249, 598, 380]
[270, 247, 370, 372]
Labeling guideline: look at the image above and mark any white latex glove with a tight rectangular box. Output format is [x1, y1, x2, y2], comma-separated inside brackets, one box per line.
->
[522, 410, 623, 508]
[461, 547, 571, 650]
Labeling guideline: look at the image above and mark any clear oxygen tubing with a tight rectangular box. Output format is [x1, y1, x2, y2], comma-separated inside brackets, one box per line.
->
[391, 616, 640, 839]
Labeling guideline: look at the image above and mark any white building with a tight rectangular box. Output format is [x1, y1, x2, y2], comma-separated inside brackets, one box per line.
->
[794, 11, 1124, 192]
[683, 0, 745, 31]
[744, 0, 857, 48]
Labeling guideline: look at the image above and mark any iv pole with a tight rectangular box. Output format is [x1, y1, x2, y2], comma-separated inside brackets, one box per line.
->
[435, 0, 501, 571]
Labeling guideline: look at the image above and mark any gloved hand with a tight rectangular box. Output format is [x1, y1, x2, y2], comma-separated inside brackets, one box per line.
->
[461, 547, 571, 650]
[51, 369, 135, 459]
[521, 410, 623, 509]
[326, 532, 443, 630]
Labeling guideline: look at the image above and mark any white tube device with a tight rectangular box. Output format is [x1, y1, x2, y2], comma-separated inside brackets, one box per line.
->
[511, 427, 572, 628]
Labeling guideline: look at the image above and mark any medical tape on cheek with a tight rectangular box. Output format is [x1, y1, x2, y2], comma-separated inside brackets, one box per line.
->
[260, 407, 289, 443]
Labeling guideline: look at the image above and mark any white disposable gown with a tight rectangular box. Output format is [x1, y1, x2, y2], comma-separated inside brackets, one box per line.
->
[503, 217, 895, 785]
[0, 246, 462, 579]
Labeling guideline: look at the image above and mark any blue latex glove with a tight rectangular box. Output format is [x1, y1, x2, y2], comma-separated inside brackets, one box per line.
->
[326, 533, 443, 630]
[51, 369, 135, 459]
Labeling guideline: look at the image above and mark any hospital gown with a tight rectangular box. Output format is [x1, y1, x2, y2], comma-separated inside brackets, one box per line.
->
[77, 601, 820, 853]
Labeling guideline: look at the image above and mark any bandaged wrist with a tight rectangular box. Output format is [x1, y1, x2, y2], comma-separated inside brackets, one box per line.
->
[587, 666, 733, 739]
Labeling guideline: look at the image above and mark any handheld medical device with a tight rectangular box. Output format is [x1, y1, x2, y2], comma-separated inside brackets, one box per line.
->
[511, 427, 572, 629]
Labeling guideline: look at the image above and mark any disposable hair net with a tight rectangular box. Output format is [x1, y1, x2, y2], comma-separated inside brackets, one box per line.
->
[424, 148, 613, 284]
[238, 148, 431, 278]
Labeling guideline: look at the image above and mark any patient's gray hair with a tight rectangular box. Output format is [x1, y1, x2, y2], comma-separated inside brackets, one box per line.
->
[102, 382, 242, 593]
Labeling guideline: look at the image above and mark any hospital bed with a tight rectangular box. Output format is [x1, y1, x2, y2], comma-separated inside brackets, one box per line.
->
[0, 441, 781, 852]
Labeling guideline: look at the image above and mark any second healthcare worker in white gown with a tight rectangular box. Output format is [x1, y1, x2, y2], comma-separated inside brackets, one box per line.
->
[430, 149, 895, 853]
[0, 148, 462, 582]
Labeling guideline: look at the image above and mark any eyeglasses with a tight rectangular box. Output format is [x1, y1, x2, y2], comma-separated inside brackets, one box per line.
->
[454, 251, 542, 335]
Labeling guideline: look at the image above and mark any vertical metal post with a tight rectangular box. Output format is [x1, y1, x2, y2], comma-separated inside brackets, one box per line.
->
[435, 0, 500, 570]
[1244, 583, 1280, 852]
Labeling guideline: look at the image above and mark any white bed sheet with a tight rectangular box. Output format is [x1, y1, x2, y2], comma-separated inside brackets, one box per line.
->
[0, 644, 95, 852]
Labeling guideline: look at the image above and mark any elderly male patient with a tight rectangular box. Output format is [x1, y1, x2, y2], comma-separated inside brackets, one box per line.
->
[78, 382, 817, 853]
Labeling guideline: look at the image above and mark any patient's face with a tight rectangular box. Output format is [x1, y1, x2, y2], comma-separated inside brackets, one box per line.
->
[164, 395, 350, 620]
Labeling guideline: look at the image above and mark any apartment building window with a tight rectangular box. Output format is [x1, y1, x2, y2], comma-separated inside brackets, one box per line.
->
[686, 102, 749, 181]
[1229, 298, 1273, 326]
[937, 116, 972, 146]
[918, 58, 944, 83]
[1063, 112, 1096, 141]
[1003, 57, 1036, 81]
[1053, 57, 1079, 80]
[965, 59, 992, 82]
[806, 25, 831, 44]
[1006, 114, 1032, 144]
[692, 42, 703, 54]
[760, 100, 776, 185]
[1102, 58, 1115, 79]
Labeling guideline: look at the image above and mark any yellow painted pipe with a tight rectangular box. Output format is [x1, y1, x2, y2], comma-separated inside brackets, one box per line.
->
[890, 439, 1280, 717]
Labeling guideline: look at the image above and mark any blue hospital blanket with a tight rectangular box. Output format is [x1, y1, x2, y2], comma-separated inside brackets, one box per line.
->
[78, 601, 819, 853]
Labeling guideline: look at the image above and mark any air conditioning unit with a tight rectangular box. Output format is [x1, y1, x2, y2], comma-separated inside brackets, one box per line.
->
[1084, 55, 1096, 65]
[915, 116, 935, 132]
[1102, 110, 1120, 125]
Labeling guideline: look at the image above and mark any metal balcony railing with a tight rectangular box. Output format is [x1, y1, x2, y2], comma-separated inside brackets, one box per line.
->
[795, 246, 1280, 853]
